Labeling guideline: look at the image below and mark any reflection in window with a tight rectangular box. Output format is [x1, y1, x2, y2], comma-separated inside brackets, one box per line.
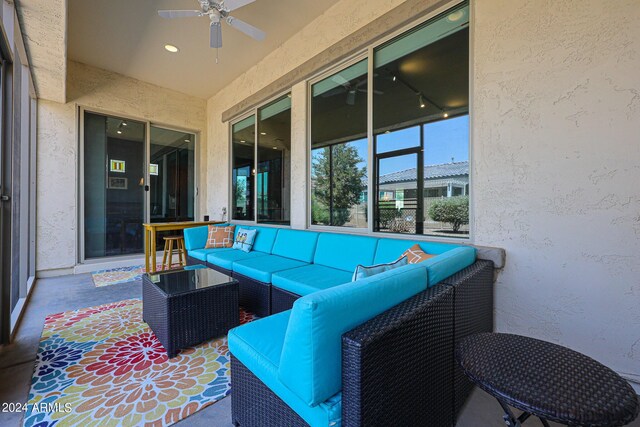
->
[311, 60, 368, 228]
[373, 3, 469, 238]
[231, 116, 255, 221]
[257, 96, 291, 225]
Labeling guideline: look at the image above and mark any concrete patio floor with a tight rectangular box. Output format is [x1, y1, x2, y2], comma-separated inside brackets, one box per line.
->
[0, 274, 638, 427]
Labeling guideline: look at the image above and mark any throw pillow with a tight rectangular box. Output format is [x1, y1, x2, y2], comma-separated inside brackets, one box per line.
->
[205, 225, 236, 249]
[352, 256, 409, 282]
[401, 244, 435, 264]
[233, 228, 258, 253]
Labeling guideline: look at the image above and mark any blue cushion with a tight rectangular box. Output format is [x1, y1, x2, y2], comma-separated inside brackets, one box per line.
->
[232, 255, 309, 283]
[233, 228, 258, 252]
[352, 255, 408, 281]
[271, 229, 319, 263]
[183, 226, 209, 251]
[187, 247, 232, 262]
[228, 311, 342, 427]
[373, 238, 464, 264]
[206, 249, 270, 271]
[227, 225, 279, 254]
[278, 263, 428, 406]
[272, 265, 353, 296]
[313, 233, 378, 272]
[423, 246, 476, 285]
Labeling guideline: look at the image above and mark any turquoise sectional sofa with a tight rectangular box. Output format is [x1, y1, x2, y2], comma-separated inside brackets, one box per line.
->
[182, 224, 493, 426]
[183, 224, 476, 317]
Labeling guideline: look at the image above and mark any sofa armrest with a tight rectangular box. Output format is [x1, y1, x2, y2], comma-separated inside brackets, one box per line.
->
[341, 282, 456, 426]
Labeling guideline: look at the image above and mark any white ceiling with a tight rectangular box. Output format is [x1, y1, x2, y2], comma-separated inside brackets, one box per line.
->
[68, 0, 336, 99]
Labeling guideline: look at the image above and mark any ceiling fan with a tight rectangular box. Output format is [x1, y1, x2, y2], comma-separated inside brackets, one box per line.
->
[158, 0, 266, 49]
[322, 75, 383, 105]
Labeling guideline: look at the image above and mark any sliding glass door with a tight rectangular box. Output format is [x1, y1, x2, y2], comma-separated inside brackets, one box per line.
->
[82, 111, 197, 260]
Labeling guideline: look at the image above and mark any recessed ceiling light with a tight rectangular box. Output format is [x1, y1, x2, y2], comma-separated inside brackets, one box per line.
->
[447, 10, 465, 22]
[260, 132, 267, 136]
[117, 130, 123, 134]
[272, 146, 278, 150]
[164, 44, 179, 53]
[122, 121, 128, 126]
[240, 140, 246, 143]
[184, 138, 190, 142]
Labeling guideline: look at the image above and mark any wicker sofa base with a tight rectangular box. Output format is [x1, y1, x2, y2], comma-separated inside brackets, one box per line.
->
[230, 260, 495, 427]
[231, 355, 308, 427]
[233, 272, 271, 317]
[270, 286, 300, 314]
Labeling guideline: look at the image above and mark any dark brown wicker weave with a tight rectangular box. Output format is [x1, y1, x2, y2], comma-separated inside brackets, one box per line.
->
[270, 286, 300, 314]
[230, 260, 495, 426]
[456, 333, 640, 427]
[142, 269, 239, 358]
[233, 272, 271, 317]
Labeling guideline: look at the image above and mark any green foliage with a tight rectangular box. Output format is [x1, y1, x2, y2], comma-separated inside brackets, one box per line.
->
[312, 144, 366, 226]
[428, 196, 469, 232]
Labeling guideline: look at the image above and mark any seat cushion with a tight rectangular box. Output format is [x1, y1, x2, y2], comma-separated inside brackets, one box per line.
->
[233, 255, 308, 283]
[206, 249, 270, 271]
[373, 238, 464, 264]
[271, 229, 319, 263]
[272, 265, 353, 296]
[279, 263, 428, 406]
[313, 233, 378, 272]
[228, 311, 342, 427]
[188, 247, 233, 262]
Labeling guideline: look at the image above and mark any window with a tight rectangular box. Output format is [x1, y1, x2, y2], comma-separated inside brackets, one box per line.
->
[257, 96, 291, 224]
[231, 116, 255, 221]
[373, 3, 469, 238]
[311, 60, 368, 228]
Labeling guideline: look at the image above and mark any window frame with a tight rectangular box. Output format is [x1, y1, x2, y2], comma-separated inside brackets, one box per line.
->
[228, 89, 292, 228]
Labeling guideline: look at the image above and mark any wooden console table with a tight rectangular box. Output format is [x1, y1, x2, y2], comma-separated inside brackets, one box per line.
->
[143, 221, 223, 273]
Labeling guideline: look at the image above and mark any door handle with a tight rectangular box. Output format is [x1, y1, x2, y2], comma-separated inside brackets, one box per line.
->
[0, 195, 10, 202]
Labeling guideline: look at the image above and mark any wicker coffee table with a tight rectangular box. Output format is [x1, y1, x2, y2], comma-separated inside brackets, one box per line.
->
[143, 265, 239, 358]
[456, 333, 639, 427]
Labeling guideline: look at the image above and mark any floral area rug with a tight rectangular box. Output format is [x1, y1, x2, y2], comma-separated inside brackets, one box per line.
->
[91, 265, 181, 288]
[24, 299, 256, 427]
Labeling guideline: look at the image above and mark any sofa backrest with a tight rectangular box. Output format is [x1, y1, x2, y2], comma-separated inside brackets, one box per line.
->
[183, 226, 209, 251]
[373, 238, 464, 264]
[233, 225, 279, 253]
[278, 263, 428, 406]
[422, 246, 477, 285]
[271, 229, 319, 263]
[313, 233, 378, 272]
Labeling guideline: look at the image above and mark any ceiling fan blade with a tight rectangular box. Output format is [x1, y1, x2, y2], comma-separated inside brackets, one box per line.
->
[226, 16, 266, 41]
[223, 0, 256, 11]
[158, 10, 202, 19]
[210, 22, 223, 48]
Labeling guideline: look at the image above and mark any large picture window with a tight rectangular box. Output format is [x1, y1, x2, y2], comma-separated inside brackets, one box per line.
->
[231, 116, 255, 221]
[373, 3, 469, 238]
[311, 60, 368, 228]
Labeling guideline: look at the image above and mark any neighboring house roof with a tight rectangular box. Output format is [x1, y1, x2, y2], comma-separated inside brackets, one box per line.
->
[379, 161, 469, 185]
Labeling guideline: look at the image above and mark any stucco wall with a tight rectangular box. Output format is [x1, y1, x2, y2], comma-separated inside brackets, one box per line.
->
[37, 61, 207, 273]
[204, 0, 640, 387]
[472, 0, 640, 388]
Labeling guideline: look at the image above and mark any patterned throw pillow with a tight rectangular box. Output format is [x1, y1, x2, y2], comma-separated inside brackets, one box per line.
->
[232, 228, 258, 253]
[401, 244, 436, 264]
[205, 225, 236, 249]
[352, 256, 409, 282]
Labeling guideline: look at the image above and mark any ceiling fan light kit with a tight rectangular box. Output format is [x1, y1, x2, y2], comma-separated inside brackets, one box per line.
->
[158, 0, 266, 58]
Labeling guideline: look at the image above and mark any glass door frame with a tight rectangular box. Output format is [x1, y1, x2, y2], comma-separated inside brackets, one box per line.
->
[78, 106, 200, 264]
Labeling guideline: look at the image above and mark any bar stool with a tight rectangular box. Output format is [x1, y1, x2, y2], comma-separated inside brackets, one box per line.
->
[161, 236, 186, 270]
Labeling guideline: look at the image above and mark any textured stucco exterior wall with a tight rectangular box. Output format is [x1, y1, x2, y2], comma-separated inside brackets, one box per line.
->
[205, 0, 405, 220]
[37, 61, 207, 273]
[472, 0, 640, 387]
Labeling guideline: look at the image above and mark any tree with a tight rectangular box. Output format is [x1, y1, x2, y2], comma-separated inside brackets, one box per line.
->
[428, 196, 469, 232]
[312, 144, 366, 226]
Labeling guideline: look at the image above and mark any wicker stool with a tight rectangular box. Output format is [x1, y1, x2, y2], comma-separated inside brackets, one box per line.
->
[161, 236, 186, 270]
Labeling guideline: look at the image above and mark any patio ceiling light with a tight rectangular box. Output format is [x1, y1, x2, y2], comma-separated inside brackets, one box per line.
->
[418, 94, 426, 108]
[164, 44, 179, 53]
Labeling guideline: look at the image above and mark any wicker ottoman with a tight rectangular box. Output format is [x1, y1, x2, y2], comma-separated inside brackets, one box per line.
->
[143, 265, 239, 358]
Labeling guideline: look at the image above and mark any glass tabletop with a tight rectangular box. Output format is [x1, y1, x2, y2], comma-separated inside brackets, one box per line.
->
[146, 265, 236, 296]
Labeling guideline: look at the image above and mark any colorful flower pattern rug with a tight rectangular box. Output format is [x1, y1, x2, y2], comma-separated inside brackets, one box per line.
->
[24, 299, 256, 427]
[91, 265, 181, 288]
